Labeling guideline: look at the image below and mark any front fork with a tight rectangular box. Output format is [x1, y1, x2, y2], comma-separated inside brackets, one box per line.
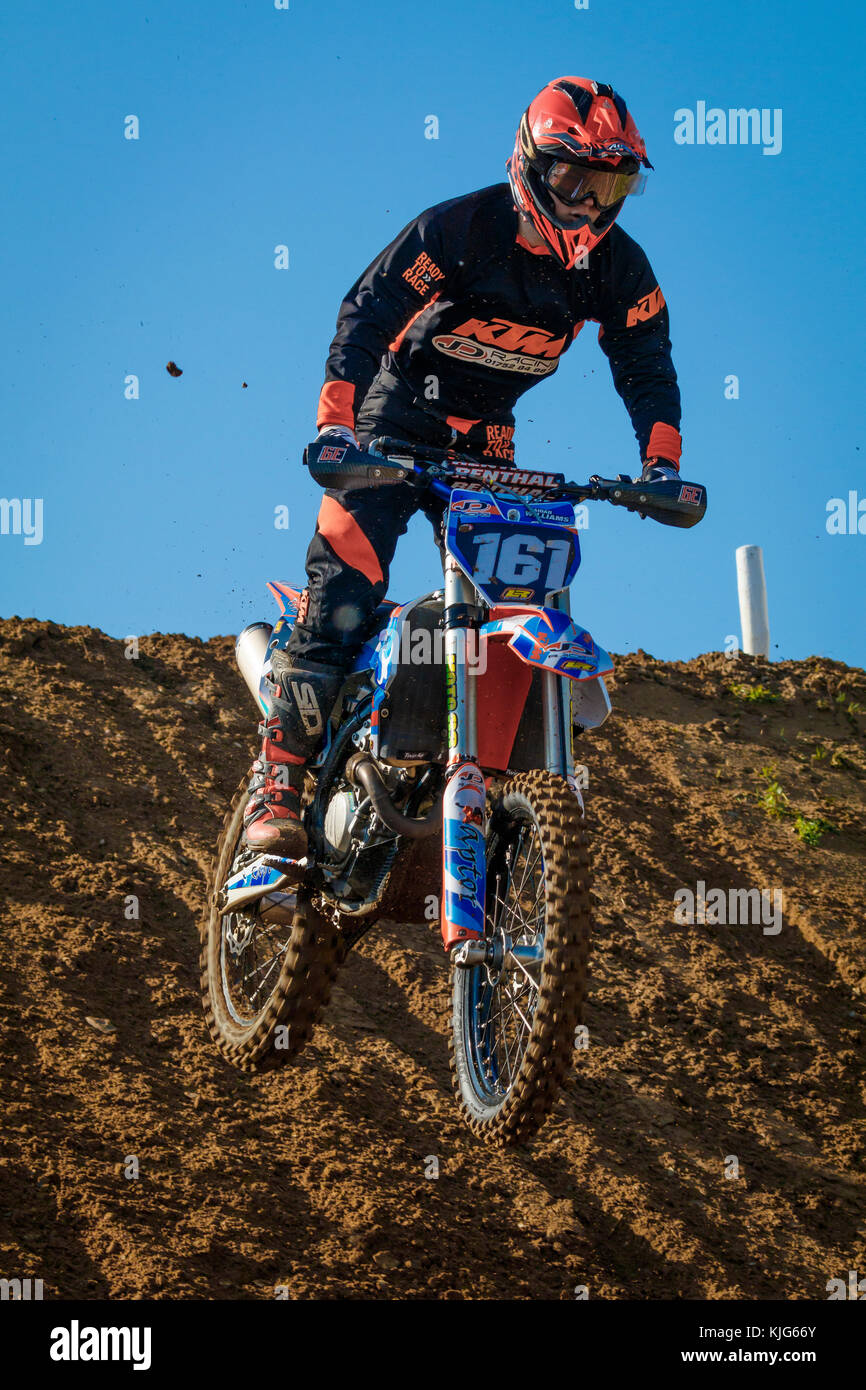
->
[543, 588, 580, 799]
[440, 557, 486, 951]
[439, 564, 576, 952]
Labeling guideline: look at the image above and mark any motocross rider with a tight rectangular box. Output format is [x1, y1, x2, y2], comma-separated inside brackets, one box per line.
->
[243, 76, 683, 860]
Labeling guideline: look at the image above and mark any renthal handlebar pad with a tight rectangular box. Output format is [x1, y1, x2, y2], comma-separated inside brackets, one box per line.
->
[304, 437, 410, 489]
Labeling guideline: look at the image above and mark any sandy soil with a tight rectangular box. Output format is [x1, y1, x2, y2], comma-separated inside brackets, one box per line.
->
[0, 617, 863, 1299]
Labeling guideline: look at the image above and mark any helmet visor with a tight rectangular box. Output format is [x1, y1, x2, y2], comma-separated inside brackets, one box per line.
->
[544, 159, 647, 208]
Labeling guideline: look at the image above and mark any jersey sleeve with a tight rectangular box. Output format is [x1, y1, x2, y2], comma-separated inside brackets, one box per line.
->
[316, 206, 453, 431]
[595, 234, 682, 465]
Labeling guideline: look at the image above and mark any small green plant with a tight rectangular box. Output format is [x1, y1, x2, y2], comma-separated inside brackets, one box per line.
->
[728, 682, 779, 704]
[793, 813, 835, 847]
[811, 743, 849, 768]
[844, 699, 865, 735]
[758, 765, 790, 819]
[756, 765, 836, 847]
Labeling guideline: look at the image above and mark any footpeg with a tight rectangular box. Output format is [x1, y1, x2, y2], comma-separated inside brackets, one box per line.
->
[221, 854, 308, 913]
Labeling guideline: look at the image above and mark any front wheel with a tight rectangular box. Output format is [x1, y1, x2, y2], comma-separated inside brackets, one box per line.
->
[450, 770, 591, 1146]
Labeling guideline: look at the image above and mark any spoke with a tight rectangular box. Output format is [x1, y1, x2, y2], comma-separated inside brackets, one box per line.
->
[244, 951, 282, 990]
[224, 916, 290, 1014]
[505, 881, 534, 938]
[512, 830, 539, 903]
[495, 992, 516, 1084]
[519, 859, 546, 929]
[495, 875, 529, 935]
[510, 841, 543, 935]
[255, 921, 291, 946]
[471, 802, 550, 1101]
[492, 888, 524, 932]
[506, 990, 533, 1035]
[233, 939, 278, 984]
[508, 953, 541, 990]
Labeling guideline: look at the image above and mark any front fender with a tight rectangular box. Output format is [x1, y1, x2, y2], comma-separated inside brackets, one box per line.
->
[480, 606, 614, 682]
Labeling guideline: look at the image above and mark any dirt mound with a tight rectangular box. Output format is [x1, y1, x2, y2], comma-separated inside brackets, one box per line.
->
[0, 617, 863, 1300]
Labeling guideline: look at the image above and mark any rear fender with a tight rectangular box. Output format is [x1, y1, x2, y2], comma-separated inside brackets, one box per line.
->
[266, 580, 303, 618]
[242, 582, 305, 715]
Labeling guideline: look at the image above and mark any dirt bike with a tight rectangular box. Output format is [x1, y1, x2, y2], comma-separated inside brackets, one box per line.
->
[201, 436, 706, 1145]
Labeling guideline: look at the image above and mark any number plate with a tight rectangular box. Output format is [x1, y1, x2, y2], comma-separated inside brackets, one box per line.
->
[445, 490, 580, 604]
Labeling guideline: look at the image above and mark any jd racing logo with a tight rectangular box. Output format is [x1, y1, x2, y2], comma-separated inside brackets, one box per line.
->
[433, 316, 567, 376]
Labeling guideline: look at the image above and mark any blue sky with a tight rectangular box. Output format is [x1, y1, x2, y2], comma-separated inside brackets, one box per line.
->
[2, 0, 864, 667]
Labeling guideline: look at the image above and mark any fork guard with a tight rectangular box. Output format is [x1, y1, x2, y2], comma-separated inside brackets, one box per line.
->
[441, 760, 487, 950]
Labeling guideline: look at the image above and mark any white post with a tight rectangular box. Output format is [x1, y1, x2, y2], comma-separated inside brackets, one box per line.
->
[736, 545, 770, 658]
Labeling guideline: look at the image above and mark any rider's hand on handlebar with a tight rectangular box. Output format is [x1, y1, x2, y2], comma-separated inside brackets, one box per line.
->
[637, 458, 680, 484]
[317, 424, 358, 447]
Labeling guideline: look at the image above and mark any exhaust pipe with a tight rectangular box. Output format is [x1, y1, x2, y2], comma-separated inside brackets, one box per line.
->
[345, 752, 443, 839]
[235, 622, 273, 709]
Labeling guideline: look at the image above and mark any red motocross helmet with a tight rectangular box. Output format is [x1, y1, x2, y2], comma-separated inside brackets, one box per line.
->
[508, 77, 652, 269]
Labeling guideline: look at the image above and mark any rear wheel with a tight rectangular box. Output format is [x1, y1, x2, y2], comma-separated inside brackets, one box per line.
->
[200, 775, 342, 1072]
[450, 770, 591, 1146]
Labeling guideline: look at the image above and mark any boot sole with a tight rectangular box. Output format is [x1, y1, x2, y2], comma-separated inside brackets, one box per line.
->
[243, 826, 308, 859]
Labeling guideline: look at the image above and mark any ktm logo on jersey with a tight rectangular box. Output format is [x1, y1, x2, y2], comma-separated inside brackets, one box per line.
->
[451, 317, 568, 358]
[625, 286, 666, 328]
[433, 316, 567, 378]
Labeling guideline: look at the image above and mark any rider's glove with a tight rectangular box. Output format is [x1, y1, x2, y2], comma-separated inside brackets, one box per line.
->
[316, 425, 358, 447]
[638, 458, 680, 484]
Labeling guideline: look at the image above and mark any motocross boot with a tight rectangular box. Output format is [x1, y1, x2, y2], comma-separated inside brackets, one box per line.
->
[243, 657, 345, 857]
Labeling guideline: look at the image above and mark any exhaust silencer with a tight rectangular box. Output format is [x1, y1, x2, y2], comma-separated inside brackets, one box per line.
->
[235, 622, 273, 710]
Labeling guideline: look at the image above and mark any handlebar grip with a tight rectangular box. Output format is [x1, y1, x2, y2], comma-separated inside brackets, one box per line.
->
[368, 435, 473, 466]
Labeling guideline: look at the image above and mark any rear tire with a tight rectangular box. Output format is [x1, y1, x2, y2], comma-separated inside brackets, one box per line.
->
[450, 770, 591, 1146]
[200, 774, 342, 1073]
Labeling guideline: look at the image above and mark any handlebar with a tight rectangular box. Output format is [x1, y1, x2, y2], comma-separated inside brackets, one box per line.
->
[304, 435, 707, 529]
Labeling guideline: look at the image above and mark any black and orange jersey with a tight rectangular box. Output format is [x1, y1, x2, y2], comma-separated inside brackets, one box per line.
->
[317, 182, 682, 466]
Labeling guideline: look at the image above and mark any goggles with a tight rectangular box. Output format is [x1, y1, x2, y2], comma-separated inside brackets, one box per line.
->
[544, 158, 647, 209]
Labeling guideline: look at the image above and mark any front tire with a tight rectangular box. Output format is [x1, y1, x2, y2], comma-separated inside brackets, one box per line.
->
[450, 770, 591, 1146]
